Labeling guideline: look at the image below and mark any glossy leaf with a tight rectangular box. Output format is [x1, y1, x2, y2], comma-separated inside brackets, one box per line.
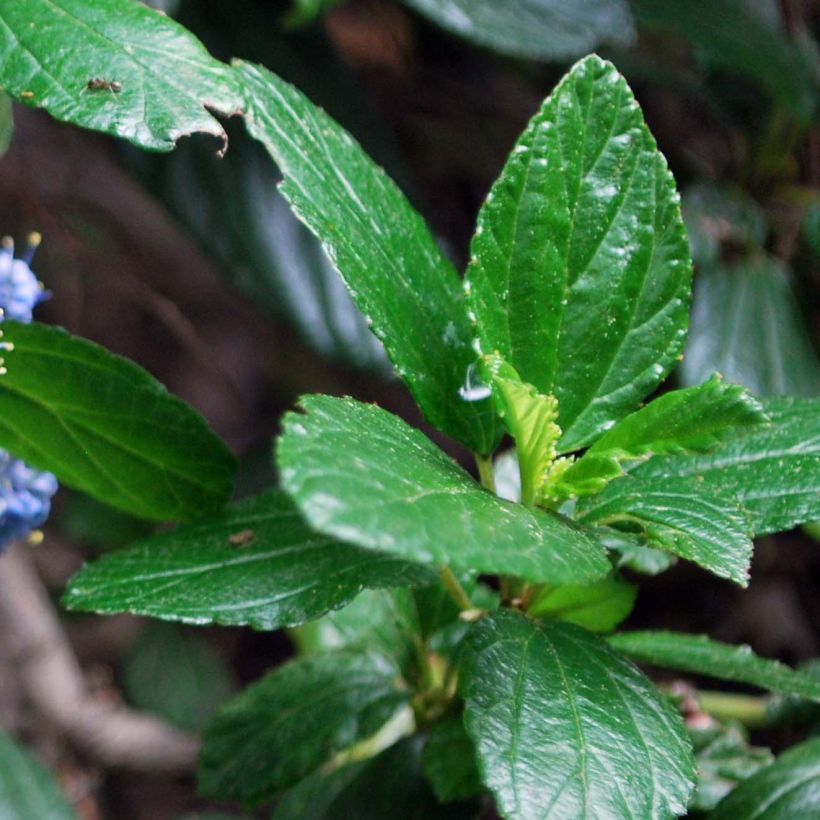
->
[400, 0, 634, 60]
[0, 0, 241, 151]
[239, 62, 498, 454]
[422, 717, 483, 804]
[709, 737, 820, 819]
[560, 375, 766, 495]
[198, 650, 409, 803]
[465, 55, 692, 452]
[0, 321, 235, 521]
[609, 631, 820, 702]
[576, 476, 753, 585]
[278, 395, 610, 584]
[122, 622, 236, 732]
[0, 731, 77, 820]
[63, 489, 433, 630]
[636, 397, 820, 536]
[460, 612, 695, 819]
[632, 0, 816, 121]
[681, 256, 820, 398]
[527, 574, 637, 632]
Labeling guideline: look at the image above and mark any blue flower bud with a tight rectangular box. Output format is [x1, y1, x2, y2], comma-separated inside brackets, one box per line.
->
[0, 233, 47, 324]
[0, 452, 58, 550]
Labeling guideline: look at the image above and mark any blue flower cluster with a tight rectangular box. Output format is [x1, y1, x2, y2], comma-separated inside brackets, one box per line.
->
[0, 234, 58, 552]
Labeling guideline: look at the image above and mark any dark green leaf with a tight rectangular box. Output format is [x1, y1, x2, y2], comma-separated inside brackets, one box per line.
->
[460, 612, 695, 819]
[709, 737, 820, 819]
[527, 574, 637, 632]
[0, 92, 12, 156]
[284, 0, 344, 28]
[0, 730, 76, 820]
[278, 395, 610, 584]
[63, 489, 433, 630]
[804, 200, 820, 260]
[239, 62, 498, 454]
[0, 321, 235, 521]
[400, 0, 634, 60]
[681, 256, 820, 397]
[198, 650, 409, 803]
[576, 476, 753, 585]
[465, 55, 692, 452]
[0, 0, 240, 151]
[122, 622, 236, 732]
[608, 631, 820, 702]
[422, 716, 483, 803]
[689, 722, 773, 813]
[636, 396, 820, 536]
[632, 0, 816, 121]
[559, 375, 766, 495]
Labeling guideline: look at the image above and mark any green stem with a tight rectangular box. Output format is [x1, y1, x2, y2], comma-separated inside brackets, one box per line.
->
[698, 690, 769, 728]
[439, 565, 474, 612]
[475, 452, 496, 493]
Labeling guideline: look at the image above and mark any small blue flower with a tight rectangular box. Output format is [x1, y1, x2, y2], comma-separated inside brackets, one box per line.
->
[0, 233, 47, 323]
[0, 453, 58, 549]
[0, 232, 58, 551]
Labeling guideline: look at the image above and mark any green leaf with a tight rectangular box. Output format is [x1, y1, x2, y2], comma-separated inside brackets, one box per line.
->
[63, 489, 433, 630]
[122, 622, 236, 732]
[0, 731, 77, 820]
[681, 256, 820, 398]
[422, 716, 483, 804]
[198, 650, 409, 804]
[238, 62, 498, 455]
[0, 321, 235, 521]
[527, 574, 637, 632]
[689, 722, 773, 813]
[608, 631, 820, 702]
[576, 476, 753, 585]
[559, 376, 766, 496]
[284, 0, 344, 28]
[460, 612, 696, 819]
[681, 183, 767, 268]
[709, 737, 820, 819]
[632, 0, 816, 121]
[635, 396, 820, 536]
[465, 54, 692, 452]
[0, 0, 241, 151]
[400, 0, 634, 60]
[481, 353, 568, 505]
[278, 395, 610, 584]
[0, 91, 12, 156]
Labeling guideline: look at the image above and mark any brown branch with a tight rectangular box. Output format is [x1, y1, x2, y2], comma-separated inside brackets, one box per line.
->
[0, 541, 199, 773]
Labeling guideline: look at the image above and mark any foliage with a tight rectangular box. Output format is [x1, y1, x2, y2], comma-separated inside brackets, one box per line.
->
[1, 0, 819, 817]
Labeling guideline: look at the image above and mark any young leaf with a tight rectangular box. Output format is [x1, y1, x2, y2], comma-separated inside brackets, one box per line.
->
[609, 632, 820, 702]
[481, 353, 567, 505]
[399, 0, 635, 60]
[709, 737, 820, 819]
[576, 476, 753, 585]
[559, 376, 767, 495]
[198, 650, 409, 804]
[460, 612, 695, 819]
[681, 256, 820, 398]
[0, 321, 236, 521]
[278, 395, 610, 585]
[0, 730, 77, 820]
[238, 62, 498, 455]
[527, 574, 637, 632]
[422, 716, 483, 804]
[63, 489, 433, 630]
[635, 397, 820, 536]
[465, 54, 692, 452]
[0, 0, 241, 151]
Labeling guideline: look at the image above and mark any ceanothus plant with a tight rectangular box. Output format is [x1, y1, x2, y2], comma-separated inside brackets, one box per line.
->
[1, 2, 819, 817]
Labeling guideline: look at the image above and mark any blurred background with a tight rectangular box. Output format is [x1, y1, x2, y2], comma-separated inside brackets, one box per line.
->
[0, 0, 817, 817]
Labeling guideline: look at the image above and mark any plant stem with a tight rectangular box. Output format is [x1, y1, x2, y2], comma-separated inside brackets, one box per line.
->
[475, 452, 496, 493]
[698, 690, 769, 728]
[439, 565, 474, 612]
